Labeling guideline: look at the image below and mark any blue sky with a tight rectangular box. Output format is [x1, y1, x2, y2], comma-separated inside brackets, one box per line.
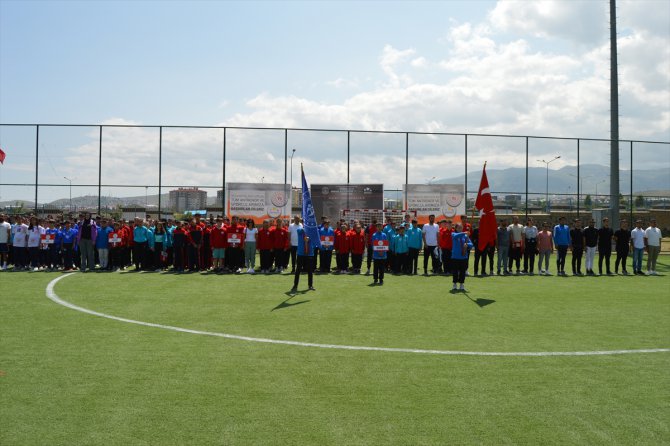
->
[0, 0, 669, 203]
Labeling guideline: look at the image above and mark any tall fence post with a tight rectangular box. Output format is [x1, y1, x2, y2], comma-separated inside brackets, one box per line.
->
[34, 125, 39, 214]
[525, 136, 529, 221]
[405, 132, 409, 210]
[630, 141, 633, 225]
[577, 139, 581, 218]
[97, 126, 102, 215]
[464, 134, 468, 212]
[222, 128, 226, 214]
[158, 126, 163, 217]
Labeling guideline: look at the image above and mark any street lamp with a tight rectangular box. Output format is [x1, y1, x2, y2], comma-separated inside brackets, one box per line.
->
[427, 176, 436, 185]
[63, 176, 73, 213]
[537, 156, 560, 212]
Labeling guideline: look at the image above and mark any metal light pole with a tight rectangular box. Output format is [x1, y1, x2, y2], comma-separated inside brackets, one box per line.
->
[537, 156, 560, 212]
[63, 176, 72, 213]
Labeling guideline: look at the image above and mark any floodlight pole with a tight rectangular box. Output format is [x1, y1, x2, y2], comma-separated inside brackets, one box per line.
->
[537, 156, 560, 212]
[64, 176, 73, 213]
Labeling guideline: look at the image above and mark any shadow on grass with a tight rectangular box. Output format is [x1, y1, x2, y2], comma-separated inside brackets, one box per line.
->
[452, 291, 496, 308]
[272, 293, 311, 311]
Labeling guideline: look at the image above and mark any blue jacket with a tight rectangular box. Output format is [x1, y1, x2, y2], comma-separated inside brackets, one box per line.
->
[451, 232, 473, 260]
[297, 228, 316, 257]
[318, 226, 335, 251]
[407, 225, 423, 249]
[392, 233, 409, 254]
[371, 231, 389, 260]
[96, 226, 114, 249]
[61, 227, 78, 244]
[553, 224, 571, 246]
[133, 225, 150, 243]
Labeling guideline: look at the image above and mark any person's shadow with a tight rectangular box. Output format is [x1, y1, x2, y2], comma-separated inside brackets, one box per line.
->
[272, 293, 310, 311]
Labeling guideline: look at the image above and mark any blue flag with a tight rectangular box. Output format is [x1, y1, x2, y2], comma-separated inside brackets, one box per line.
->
[301, 168, 321, 251]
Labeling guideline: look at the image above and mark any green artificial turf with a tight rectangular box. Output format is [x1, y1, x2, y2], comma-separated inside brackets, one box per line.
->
[1, 256, 669, 445]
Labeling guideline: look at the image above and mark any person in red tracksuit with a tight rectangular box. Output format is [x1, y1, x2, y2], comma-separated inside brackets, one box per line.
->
[187, 220, 203, 272]
[209, 218, 228, 273]
[256, 220, 274, 273]
[334, 222, 351, 274]
[439, 219, 454, 274]
[108, 222, 127, 271]
[271, 218, 290, 273]
[225, 216, 245, 273]
[348, 223, 366, 274]
[121, 220, 133, 269]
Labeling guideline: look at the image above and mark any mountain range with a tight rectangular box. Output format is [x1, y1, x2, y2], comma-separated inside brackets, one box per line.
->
[1, 164, 667, 209]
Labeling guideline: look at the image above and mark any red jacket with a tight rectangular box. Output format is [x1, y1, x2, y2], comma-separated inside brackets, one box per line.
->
[210, 225, 228, 249]
[257, 228, 274, 250]
[226, 224, 245, 248]
[365, 224, 378, 246]
[439, 227, 453, 250]
[334, 228, 350, 253]
[108, 230, 126, 248]
[271, 227, 290, 250]
[348, 229, 366, 255]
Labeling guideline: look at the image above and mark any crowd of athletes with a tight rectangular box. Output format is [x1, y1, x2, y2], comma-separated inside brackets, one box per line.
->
[0, 211, 663, 280]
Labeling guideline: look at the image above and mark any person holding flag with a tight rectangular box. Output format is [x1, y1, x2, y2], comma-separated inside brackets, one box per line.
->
[475, 162, 497, 262]
[451, 223, 473, 291]
[292, 165, 320, 293]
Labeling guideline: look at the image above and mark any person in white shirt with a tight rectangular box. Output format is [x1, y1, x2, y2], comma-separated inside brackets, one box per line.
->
[523, 218, 538, 275]
[507, 216, 525, 274]
[26, 216, 44, 271]
[422, 214, 439, 275]
[630, 220, 646, 275]
[12, 216, 29, 270]
[644, 219, 662, 275]
[288, 215, 303, 273]
[0, 214, 11, 270]
[243, 219, 258, 274]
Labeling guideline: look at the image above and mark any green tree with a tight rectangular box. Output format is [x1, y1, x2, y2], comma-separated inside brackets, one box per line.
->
[584, 195, 592, 210]
[635, 195, 645, 209]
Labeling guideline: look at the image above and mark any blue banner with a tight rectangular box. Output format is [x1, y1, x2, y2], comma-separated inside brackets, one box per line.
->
[301, 169, 322, 251]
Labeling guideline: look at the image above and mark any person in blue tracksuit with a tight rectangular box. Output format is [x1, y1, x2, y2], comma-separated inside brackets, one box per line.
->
[371, 228, 389, 285]
[318, 221, 335, 273]
[451, 223, 473, 292]
[291, 227, 316, 292]
[392, 225, 409, 274]
[552, 216, 571, 276]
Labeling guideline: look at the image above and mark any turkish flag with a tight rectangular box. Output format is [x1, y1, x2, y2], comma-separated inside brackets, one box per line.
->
[0, 147, 6, 164]
[475, 163, 497, 251]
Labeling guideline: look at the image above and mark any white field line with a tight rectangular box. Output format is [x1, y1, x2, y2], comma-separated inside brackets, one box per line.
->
[46, 274, 670, 357]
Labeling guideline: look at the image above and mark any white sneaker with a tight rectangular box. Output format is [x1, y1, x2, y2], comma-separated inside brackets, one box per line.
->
[249, 268, 255, 274]
[652, 270, 658, 275]
[459, 285, 466, 291]
[452, 284, 457, 290]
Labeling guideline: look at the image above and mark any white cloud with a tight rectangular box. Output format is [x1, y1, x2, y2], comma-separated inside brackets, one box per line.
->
[489, 0, 608, 45]
[326, 77, 360, 89]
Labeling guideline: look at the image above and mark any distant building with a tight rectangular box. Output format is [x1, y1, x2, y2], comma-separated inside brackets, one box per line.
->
[169, 188, 207, 213]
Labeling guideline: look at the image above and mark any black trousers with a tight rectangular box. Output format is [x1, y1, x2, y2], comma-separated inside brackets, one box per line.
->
[351, 253, 363, 270]
[615, 248, 628, 273]
[452, 258, 467, 284]
[524, 242, 537, 273]
[373, 258, 386, 282]
[556, 245, 568, 272]
[319, 249, 333, 272]
[571, 247, 583, 273]
[409, 247, 420, 273]
[336, 252, 349, 271]
[598, 250, 611, 274]
[293, 255, 313, 288]
[509, 246, 522, 271]
[260, 249, 273, 270]
[394, 252, 408, 273]
[133, 242, 147, 270]
[424, 245, 437, 272]
[290, 246, 298, 271]
[367, 245, 374, 270]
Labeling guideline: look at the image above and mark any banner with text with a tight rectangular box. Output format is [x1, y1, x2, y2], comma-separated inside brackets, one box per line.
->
[226, 183, 292, 224]
[403, 184, 466, 224]
[311, 184, 384, 221]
